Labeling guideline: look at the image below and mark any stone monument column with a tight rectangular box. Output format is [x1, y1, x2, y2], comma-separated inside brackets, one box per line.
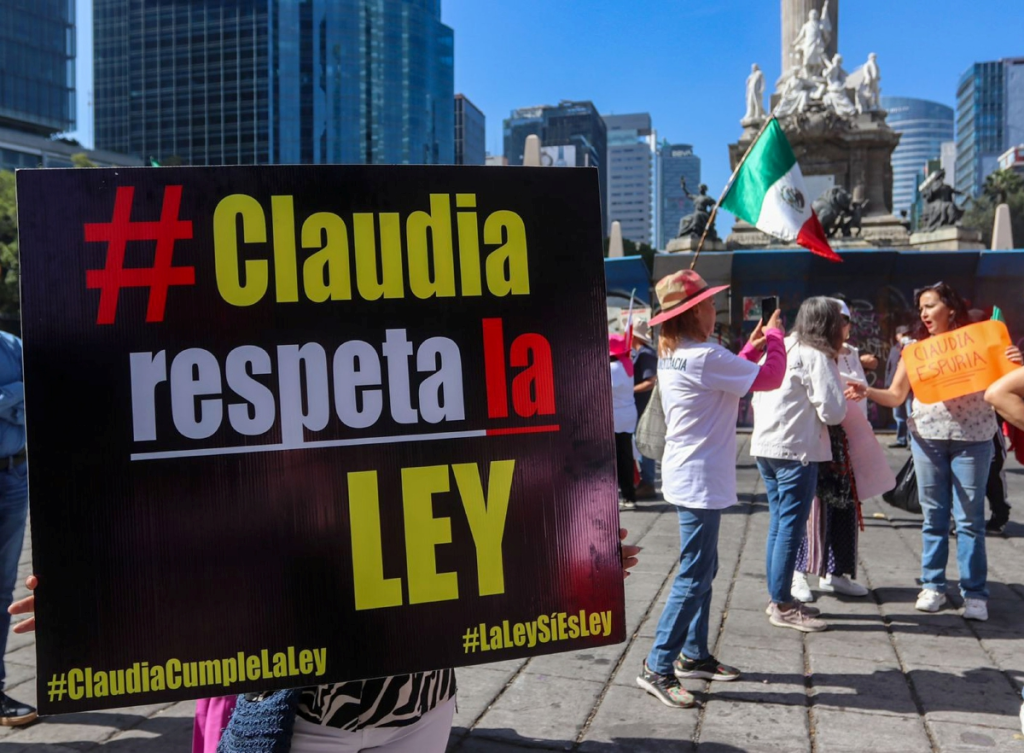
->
[781, 0, 839, 73]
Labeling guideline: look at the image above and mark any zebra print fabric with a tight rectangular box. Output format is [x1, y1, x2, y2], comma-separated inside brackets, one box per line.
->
[296, 670, 456, 730]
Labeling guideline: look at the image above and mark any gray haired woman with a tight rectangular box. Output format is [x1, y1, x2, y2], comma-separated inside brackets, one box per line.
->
[750, 297, 848, 633]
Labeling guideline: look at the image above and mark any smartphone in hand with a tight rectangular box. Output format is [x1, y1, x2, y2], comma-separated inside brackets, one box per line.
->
[761, 296, 778, 326]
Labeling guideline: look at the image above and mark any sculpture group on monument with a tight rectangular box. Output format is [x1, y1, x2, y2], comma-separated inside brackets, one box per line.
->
[664, 0, 984, 254]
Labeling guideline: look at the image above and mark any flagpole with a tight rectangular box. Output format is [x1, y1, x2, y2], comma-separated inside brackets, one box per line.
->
[689, 114, 778, 271]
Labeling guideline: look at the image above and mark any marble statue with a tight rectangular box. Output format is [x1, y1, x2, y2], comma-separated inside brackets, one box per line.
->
[819, 53, 857, 118]
[774, 67, 813, 117]
[744, 64, 766, 123]
[676, 179, 719, 241]
[791, 1, 832, 77]
[918, 169, 965, 231]
[856, 52, 881, 113]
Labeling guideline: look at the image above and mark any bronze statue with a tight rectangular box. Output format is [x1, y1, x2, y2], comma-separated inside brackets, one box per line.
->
[812, 186, 865, 238]
[917, 169, 964, 231]
[676, 179, 719, 241]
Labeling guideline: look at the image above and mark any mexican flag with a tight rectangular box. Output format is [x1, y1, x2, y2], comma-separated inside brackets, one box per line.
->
[720, 118, 841, 262]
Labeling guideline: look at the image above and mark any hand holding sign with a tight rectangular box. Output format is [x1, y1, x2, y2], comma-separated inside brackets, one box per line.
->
[902, 320, 1019, 404]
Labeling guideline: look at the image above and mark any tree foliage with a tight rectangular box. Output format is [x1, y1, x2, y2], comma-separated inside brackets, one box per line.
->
[0, 170, 19, 322]
[962, 169, 1024, 248]
[71, 152, 97, 168]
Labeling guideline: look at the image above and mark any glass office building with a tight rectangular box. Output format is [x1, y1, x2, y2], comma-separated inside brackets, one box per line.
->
[0, 0, 76, 135]
[603, 113, 654, 245]
[656, 142, 701, 249]
[455, 94, 485, 165]
[879, 97, 954, 216]
[94, 0, 454, 166]
[503, 101, 608, 231]
[955, 58, 1024, 197]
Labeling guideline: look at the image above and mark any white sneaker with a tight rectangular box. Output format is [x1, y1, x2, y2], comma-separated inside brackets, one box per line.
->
[915, 589, 947, 612]
[820, 574, 869, 597]
[791, 572, 815, 603]
[962, 598, 988, 621]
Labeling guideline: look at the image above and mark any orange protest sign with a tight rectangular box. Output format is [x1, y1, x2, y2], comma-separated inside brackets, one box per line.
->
[902, 320, 1016, 404]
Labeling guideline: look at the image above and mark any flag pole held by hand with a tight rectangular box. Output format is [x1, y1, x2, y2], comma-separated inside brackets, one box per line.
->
[690, 114, 778, 271]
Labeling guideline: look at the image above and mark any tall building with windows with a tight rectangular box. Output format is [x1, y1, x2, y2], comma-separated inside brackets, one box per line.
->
[955, 57, 1024, 197]
[454, 94, 485, 165]
[879, 97, 954, 215]
[0, 2, 76, 135]
[603, 113, 655, 245]
[503, 101, 608, 231]
[656, 142, 701, 249]
[94, 0, 454, 166]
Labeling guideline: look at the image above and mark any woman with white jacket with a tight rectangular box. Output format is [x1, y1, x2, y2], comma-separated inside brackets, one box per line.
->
[751, 297, 847, 633]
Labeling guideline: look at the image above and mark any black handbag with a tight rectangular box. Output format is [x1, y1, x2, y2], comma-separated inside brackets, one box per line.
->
[217, 689, 303, 753]
[882, 456, 920, 514]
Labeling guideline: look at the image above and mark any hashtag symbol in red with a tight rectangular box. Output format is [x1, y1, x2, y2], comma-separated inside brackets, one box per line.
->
[84, 185, 196, 325]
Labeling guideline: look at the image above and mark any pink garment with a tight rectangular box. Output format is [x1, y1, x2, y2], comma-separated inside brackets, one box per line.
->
[193, 695, 238, 753]
[740, 330, 786, 392]
[842, 406, 897, 499]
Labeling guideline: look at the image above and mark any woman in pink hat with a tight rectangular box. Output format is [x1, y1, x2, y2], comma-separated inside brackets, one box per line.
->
[637, 270, 786, 709]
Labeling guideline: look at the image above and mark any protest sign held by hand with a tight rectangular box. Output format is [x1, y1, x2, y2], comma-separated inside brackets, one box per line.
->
[902, 320, 1017, 404]
[16, 165, 622, 714]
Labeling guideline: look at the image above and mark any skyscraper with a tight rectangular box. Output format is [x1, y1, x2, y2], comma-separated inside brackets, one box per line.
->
[656, 143, 701, 249]
[879, 97, 954, 215]
[603, 113, 655, 245]
[955, 57, 1024, 197]
[0, 2, 76, 135]
[454, 94, 485, 165]
[94, 0, 454, 166]
[503, 101, 608, 231]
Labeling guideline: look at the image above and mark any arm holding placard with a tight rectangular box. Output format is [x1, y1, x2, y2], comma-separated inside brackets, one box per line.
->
[986, 366, 1024, 431]
[849, 344, 1022, 406]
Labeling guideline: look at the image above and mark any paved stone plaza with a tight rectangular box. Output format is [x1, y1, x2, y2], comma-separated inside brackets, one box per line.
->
[3, 434, 1023, 752]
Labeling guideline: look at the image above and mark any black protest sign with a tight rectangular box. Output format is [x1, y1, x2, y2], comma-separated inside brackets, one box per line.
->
[16, 165, 623, 714]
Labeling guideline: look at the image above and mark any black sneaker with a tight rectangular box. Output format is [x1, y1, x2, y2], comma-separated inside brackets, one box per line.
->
[673, 654, 741, 682]
[636, 661, 696, 708]
[986, 515, 1008, 534]
[0, 692, 37, 727]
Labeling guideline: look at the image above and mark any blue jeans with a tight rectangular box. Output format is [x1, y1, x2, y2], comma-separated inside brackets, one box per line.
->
[646, 507, 721, 674]
[911, 437, 992, 600]
[894, 402, 908, 445]
[0, 462, 29, 689]
[639, 456, 656, 487]
[757, 458, 819, 604]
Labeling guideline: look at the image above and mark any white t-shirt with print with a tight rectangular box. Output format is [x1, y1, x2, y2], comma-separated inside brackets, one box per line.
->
[659, 341, 760, 509]
[611, 360, 637, 433]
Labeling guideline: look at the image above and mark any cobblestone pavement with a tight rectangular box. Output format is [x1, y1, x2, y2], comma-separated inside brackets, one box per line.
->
[3, 434, 1024, 752]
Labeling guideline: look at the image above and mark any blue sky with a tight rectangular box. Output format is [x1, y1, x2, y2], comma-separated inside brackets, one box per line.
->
[442, 0, 1024, 196]
[73, 0, 1024, 199]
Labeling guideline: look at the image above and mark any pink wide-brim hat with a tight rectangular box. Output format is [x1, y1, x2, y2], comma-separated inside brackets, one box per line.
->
[608, 333, 631, 358]
[648, 270, 729, 326]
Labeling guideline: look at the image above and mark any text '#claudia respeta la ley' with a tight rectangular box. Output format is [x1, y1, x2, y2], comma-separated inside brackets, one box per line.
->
[125, 191, 561, 462]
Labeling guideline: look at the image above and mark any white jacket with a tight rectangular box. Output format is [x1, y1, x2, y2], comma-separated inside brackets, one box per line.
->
[750, 334, 847, 463]
[611, 360, 637, 433]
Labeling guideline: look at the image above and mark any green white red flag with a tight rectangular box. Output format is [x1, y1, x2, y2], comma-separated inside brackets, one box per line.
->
[720, 118, 842, 262]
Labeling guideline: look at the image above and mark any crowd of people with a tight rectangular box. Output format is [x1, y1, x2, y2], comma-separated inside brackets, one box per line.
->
[616, 274, 1024, 708]
[6, 275, 1024, 748]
